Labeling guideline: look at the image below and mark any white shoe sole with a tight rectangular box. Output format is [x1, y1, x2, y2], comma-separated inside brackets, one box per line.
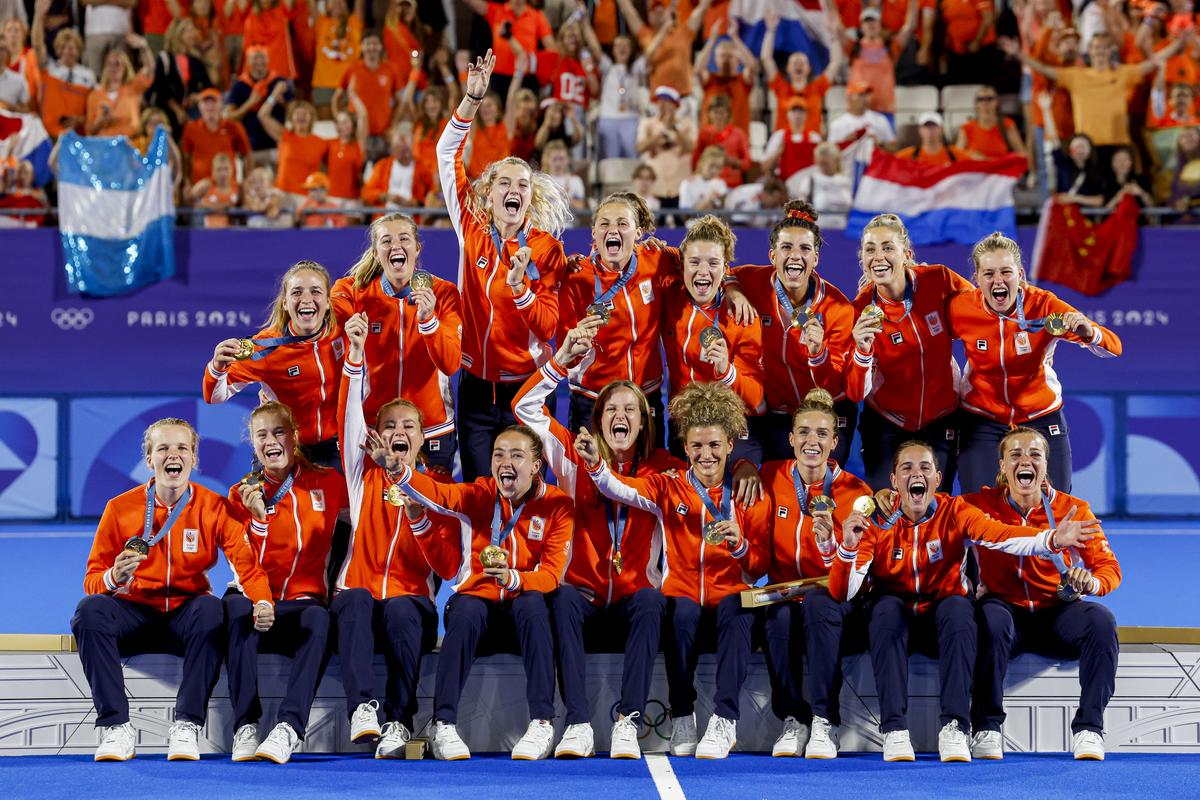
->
[772, 748, 800, 757]
[375, 751, 404, 760]
[1075, 752, 1104, 761]
[512, 754, 549, 760]
[256, 751, 290, 764]
[231, 753, 260, 762]
[973, 752, 1003, 760]
[95, 753, 134, 762]
[940, 753, 971, 763]
[610, 750, 641, 759]
[167, 752, 200, 761]
[351, 729, 381, 743]
[554, 748, 594, 758]
[805, 751, 837, 759]
[669, 746, 697, 757]
[884, 753, 915, 762]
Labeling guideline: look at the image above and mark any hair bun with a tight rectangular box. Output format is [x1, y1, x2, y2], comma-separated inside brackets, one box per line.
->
[784, 199, 819, 223]
[803, 387, 834, 409]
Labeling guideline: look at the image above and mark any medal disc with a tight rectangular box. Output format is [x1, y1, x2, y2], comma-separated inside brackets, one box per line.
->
[791, 307, 810, 327]
[385, 484, 404, 506]
[123, 536, 149, 556]
[410, 270, 434, 291]
[242, 471, 263, 487]
[1044, 313, 1068, 337]
[480, 544, 507, 569]
[612, 551, 624, 574]
[586, 303, 612, 323]
[1056, 579, 1082, 602]
[234, 338, 256, 360]
[810, 495, 836, 514]
[861, 305, 885, 325]
[699, 326, 723, 349]
[702, 520, 726, 545]
[852, 495, 877, 517]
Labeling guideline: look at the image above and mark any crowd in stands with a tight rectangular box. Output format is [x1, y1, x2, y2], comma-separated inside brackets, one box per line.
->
[4, 0, 1200, 227]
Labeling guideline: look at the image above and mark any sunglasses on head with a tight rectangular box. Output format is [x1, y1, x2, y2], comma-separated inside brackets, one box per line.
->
[976, 95, 997, 102]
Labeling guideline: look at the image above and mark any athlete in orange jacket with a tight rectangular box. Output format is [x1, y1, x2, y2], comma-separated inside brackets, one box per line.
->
[223, 402, 345, 763]
[948, 232, 1122, 493]
[389, 424, 573, 761]
[578, 381, 770, 761]
[844, 214, 972, 489]
[964, 427, 1121, 761]
[829, 439, 1100, 763]
[330, 314, 458, 758]
[514, 326, 684, 759]
[437, 51, 571, 480]
[331, 213, 464, 470]
[734, 201, 857, 464]
[759, 388, 872, 758]
[204, 261, 344, 466]
[72, 419, 273, 763]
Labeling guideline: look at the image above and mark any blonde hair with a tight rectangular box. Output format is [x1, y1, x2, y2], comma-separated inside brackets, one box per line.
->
[814, 141, 841, 171]
[970, 231, 1026, 283]
[265, 260, 335, 334]
[994, 426, 1050, 489]
[163, 18, 197, 55]
[248, 401, 321, 472]
[286, 100, 318, 131]
[101, 45, 135, 83]
[681, 214, 736, 264]
[376, 399, 428, 467]
[348, 213, 421, 289]
[468, 156, 573, 238]
[668, 382, 748, 441]
[53, 27, 84, 58]
[142, 418, 199, 464]
[858, 213, 913, 292]
[791, 387, 837, 430]
[696, 145, 725, 175]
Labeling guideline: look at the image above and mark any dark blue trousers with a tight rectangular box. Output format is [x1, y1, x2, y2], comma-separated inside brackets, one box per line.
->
[957, 408, 1073, 494]
[434, 592, 555, 723]
[225, 594, 330, 737]
[858, 405, 958, 492]
[974, 596, 1117, 734]
[664, 594, 755, 721]
[423, 430, 458, 472]
[550, 585, 665, 724]
[868, 594, 976, 733]
[752, 399, 860, 466]
[71, 593, 225, 727]
[568, 388, 667, 450]
[458, 371, 554, 481]
[330, 588, 437, 730]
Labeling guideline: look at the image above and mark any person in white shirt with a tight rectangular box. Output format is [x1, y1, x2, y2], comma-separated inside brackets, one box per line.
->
[81, 0, 133, 77]
[543, 139, 587, 213]
[0, 40, 30, 111]
[793, 141, 853, 229]
[678, 144, 728, 212]
[636, 86, 695, 208]
[724, 176, 787, 226]
[32, 0, 97, 90]
[827, 80, 896, 160]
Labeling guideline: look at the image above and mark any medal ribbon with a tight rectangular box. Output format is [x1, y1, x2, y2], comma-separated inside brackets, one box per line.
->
[591, 250, 639, 307]
[140, 482, 193, 547]
[687, 469, 732, 527]
[872, 272, 915, 323]
[490, 493, 528, 547]
[791, 462, 834, 516]
[995, 288, 1049, 332]
[491, 225, 540, 281]
[605, 457, 638, 555]
[774, 274, 822, 325]
[246, 327, 323, 361]
[875, 495, 937, 531]
[380, 274, 417, 305]
[1007, 490, 1068, 572]
[264, 469, 295, 511]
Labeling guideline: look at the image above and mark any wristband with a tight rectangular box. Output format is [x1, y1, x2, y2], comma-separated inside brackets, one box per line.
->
[466, 91, 484, 103]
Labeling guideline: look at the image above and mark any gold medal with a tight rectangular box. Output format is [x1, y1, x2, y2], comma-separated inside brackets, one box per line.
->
[1056, 578, 1082, 602]
[612, 550, 623, 574]
[385, 484, 404, 506]
[480, 544, 507, 569]
[586, 302, 612, 323]
[1044, 313, 1068, 337]
[810, 495, 836, 514]
[861, 305, 885, 325]
[234, 338, 256, 360]
[792, 305, 812, 327]
[410, 270, 434, 291]
[123, 536, 149, 555]
[702, 520, 726, 545]
[699, 326, 723, 349]
[242, 471, 263, 487]
[852, 495, 876, 517]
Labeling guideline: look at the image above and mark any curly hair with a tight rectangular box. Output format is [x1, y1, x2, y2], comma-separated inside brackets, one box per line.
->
[857, 213, 914, 292]
[347, 213, 421, 289]
[668, 382, 748, 442]
[468, 157, 574, 238]
[681, 214, 736, 264]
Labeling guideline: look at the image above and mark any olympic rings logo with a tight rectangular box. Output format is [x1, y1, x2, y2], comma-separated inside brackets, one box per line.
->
[611, 698, 671, 740]
[50, 307, 95, 330]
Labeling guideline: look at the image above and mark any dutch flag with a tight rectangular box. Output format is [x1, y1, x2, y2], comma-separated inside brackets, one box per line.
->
[0, 110, 53, 186]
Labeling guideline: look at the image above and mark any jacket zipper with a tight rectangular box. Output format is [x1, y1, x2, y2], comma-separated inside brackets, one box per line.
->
[278, 488, 302, 599]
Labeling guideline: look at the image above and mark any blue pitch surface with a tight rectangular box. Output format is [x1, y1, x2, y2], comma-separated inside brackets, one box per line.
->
[5, 753, 1200, 800]
[1, 522, 1196, 633]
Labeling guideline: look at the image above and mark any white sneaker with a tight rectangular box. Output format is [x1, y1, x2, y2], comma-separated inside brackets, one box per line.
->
[350, 700, 381, 743]
[695, 714, 737, 759]
[256, 723, 300, 764]
[231, 723, 259, 762]
[375, 721, 411, 759]
[554, 723, 595, 758]
[668, 713, 697, 757]
[512, 719, 555, 760]
[95, 722, 135, 762]
[805, 716, 838, 759]
[938, 720, 971, 763]
[430, 721, 470, 761]
[771, 716, 809, 757]
[882, 730, 915, 762]
[971, 730, 1004, 760]
[167, 720, 202, 761]
[1072, 730, 1106, 761]
[609, 713, 641, 759]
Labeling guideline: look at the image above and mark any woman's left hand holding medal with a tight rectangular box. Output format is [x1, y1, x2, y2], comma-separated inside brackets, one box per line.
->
[412, 283, 437, 323]
[238, 478, 268, 523]
[211, 338, 243, 372]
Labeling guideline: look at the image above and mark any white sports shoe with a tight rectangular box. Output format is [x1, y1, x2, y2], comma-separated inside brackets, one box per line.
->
[256, 723, 300, 764]
[350, 700, 381, 743]
[512, 719, 555, 760]
[375, 721, 411, 759]
[430, 721, 470, 761]
[668, 713, 698, 757]
[938, 721, 971, 763]
[882, 730, 915, 762]
[95, 722, 135, 762]
[695, 714, 737, 759]
[771, 716, 809, 757]
[609, 713, 641, 759]
[231, 723, 259, 762]
[805, 716, 838, 759]
[1072, 730, 1106, 761]
[167, 720, 202, 761]
[971, 730, 1004, 760]
[554, 723, 595, 758]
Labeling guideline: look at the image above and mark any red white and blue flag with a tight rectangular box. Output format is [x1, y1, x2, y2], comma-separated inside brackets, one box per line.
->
[731, 0, 831, 74]
[0, 111, 53, 187]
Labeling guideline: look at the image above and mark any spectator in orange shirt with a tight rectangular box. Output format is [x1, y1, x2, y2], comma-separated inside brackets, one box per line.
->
[258, 82, 329, 202]
[30, 0, 95, 136]
[181, 87, 251, 185]
[85, 35, 155, 138]
[362, 123, 434, 209]
[188, 151, 240, 228]
[694, 20, 757, 134]
[243, 0, 296, 80]
[409, 83, 452, 167]
[382, 0, 428, 86]
[220, 0, 249, 80]
[760, 5, 842, 134]
[466, 92, 510, 179]
[895, 113, 971, 165]
[838, 5, 915, 115]
[311, 0, 363, 111]
[618, 0, 712, 106]
[956, 86, 1027, 159]
[3, 17, 41, 105]
[327, 92, 367, 206]
[139, 0, 181, 54]
[298, 171, 350, 227]
[693, 95, 751, 188]
[941, 0, 997, 85]
[1150, 81, 1200, 128]
[462, 0, 556, 98]
[332, 31, 401, 160]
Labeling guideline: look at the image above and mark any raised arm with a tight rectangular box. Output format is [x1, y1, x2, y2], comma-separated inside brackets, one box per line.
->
[257, 81, 288, 142]
[686, 0, 715, 34]
[999, 36, 1059, 81]
[693, 20, 722, 84]
[615, 0, 645, 37]
[31, 0, 49, 68]
[760, 8, 780, 83]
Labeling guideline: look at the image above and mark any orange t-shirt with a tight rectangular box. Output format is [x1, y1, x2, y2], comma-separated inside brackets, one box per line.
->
[413, 116, 447, 167]
[592, 0, 618, 44]
[702, 73, 752, 133]
[770, 73, 829, 134]
[959, 118, 1017, 159]
[848, 36, 902, 113]
[383, 18, 425, 88]
[141, 0, 183, 35]
[1029, 28, 1075, 137]
[197, 182, 239, 228]
[636, 23, 695, 97]
[85, 74, 154, 139]
[181, 118, 251, 183]
[243, 5, 296, 79]
[41, 72, 90, 138]
[895, 144, 970, 166]
[485, 2, 552, 77]
[467, 121, 510, 180]
[338, 61, 398, 136]
[327, 137, 364, 200]
[311, 14, 362, 90]
[221, 0, 249, 37]
[275, 130, 329, 194]
[942, 0, 995, 55]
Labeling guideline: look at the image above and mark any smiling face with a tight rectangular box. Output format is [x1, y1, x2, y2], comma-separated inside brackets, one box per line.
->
[1088, 34, 1112, 67]
[57, 34, 80, 66]
[145, 425, 195, 491]
[290, 104, 314, 134]
[771, 227, 818, 296]
[211, 157, 233, 185]
[373, 218, 421, 288]
[377, 403, 425, 467]
[715, 41, 737, 74]
[390, 126, 413, 162]
[707, 103, 730, 130]
[975, 248, 1023, 314]
[592, 200, 641, 268]
[489, 161, 532, 229]
[860, 225, 910, 289]
[199, 95, 221, 125]
[685, 424, 733, 485]
[102, 50, 126, 84]
[789, 409, 837, 471]
[613, 35, 632, 64]
[285, 269, 329, 335]
[251, 410, 296, 476]
[248, 49, 269, 79]
[786, 52, 810, 83]
[479, 95, 501, 125]
[600, 387, 643, 454]
[361, 35, 382, 63]
[335, 110, 354, 140]
[683, 239, 725, 305]
[1068, 134, 1092, 164]
[1000, 431, 1048, 500]
[891, 443, 941, 519]
[491, 431, 541, 499]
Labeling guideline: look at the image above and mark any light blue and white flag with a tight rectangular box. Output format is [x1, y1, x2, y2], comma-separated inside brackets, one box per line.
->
[58, 128, 175, 297]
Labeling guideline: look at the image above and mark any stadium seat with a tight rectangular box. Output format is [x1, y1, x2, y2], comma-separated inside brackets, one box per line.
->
[944, 109, 975, 143]
[597, 157, 640, 194]
[312, 120, 338, 140]
[825, 85, 848, 120]
[749, 121, 769, 162]
[941, 83, 986, 116]
[894, 84, 940, 135]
